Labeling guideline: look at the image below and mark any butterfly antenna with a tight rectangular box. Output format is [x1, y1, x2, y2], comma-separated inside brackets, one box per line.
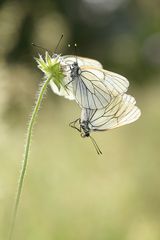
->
[54, 34, 64, 54]
[90, 136, 102, 155]
[74, 43, 78, 64]
[31, 43, 52, 55]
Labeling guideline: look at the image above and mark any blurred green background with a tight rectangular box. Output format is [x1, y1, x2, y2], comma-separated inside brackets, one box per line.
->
[0, 0, 160, 239]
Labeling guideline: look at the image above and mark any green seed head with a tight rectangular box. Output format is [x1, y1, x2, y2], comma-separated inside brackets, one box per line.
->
[35, 52, 65, 90]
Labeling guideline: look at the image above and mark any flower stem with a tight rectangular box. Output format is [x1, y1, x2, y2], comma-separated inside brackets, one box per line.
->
[8, 76, 52, 240]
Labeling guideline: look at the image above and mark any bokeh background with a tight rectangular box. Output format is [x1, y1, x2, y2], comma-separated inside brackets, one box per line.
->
[0, 0, 160, 239]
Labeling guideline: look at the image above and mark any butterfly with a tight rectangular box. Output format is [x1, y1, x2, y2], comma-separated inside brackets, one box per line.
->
[36, 50, 105, 101]
[69, 93, 141, 154]
[49, 55, 103, 100]
[35, 36, 129, 108]
[62, 56, 129, 109]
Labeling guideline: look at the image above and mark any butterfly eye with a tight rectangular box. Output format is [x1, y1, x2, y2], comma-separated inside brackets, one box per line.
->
[73, 62, 78, 67]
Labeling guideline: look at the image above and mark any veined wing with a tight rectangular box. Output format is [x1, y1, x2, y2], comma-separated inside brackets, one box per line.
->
[81, 66, 129, 96]
[72, 67, 114, 109]
[71, 65, 129, 109]
[81, 94, 141, 131]
[63, 55, 103, 68]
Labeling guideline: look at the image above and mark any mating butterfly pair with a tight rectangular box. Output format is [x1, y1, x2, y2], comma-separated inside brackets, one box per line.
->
[37, 53, 141, 154]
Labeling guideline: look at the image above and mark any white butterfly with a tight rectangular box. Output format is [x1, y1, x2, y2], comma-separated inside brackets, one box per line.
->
[63, 56, 129, 109]
[70, 94, 141, 154]
[49, 55, 103, 100]
[50, 55, 129, 108]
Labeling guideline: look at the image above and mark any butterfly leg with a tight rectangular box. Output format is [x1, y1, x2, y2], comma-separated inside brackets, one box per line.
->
[64, 78, 75, 88]
[69, 118, 81, 133]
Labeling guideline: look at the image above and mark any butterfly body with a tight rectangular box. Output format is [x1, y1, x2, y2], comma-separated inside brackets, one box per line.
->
[80, 120, 91, 137]
[69, 117, 102, 154]
[70, 62, 81, 77]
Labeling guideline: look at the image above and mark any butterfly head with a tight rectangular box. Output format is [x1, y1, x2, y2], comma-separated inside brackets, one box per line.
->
[70, 62, 81, 77]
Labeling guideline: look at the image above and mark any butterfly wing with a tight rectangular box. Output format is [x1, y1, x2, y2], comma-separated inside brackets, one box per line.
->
[63, 55, 103, 68]
[82, 67, 129, 96]
[81, 94, 141, 131]
[72, 68, 114, 109]
[50, 74, 75, 100]
[50, 81, 75, 100]
[70, 65, 129, 109]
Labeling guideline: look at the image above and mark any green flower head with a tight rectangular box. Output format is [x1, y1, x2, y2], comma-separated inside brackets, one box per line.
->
[35, 52, 65, 90]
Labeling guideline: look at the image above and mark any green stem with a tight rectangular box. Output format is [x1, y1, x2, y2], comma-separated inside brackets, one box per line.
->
[8, 76, 52, 240]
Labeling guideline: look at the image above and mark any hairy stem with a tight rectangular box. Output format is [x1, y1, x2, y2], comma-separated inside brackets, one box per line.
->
[8, 76, 52, 240]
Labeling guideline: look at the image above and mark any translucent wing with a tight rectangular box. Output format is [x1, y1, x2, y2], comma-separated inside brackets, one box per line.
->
[81, 94, 141, 131]
[69, 65, 129, 109]
[81, 66, 129, 96]
[63, 55, 103, 68]
[71, 68, 113, 109]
